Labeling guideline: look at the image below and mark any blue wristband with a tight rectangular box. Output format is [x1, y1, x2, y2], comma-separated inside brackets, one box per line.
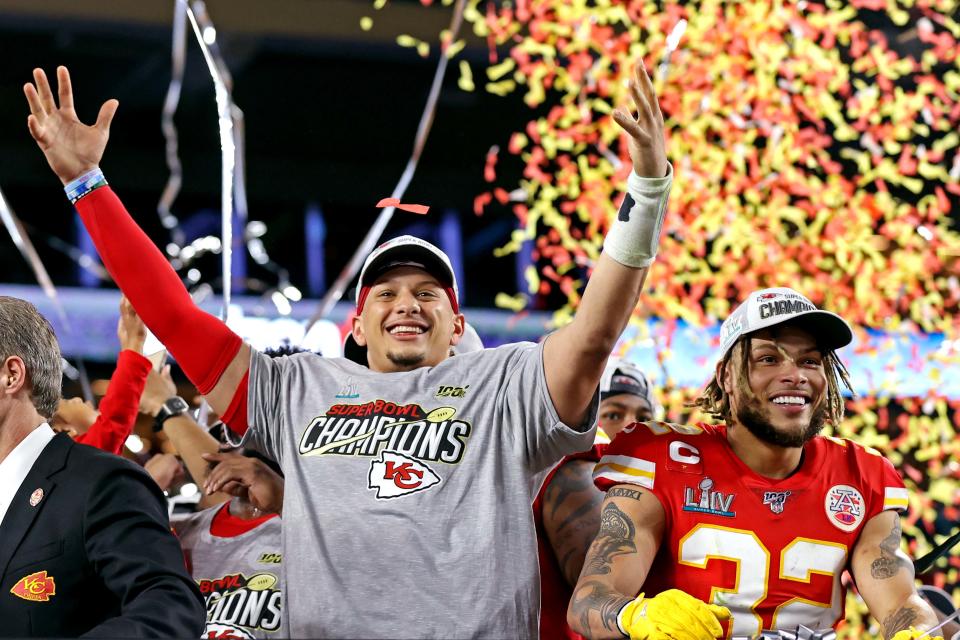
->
[64, 167, 108, 205]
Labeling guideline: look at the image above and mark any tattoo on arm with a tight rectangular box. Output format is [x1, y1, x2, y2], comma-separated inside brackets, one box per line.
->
[582, 502, 638, 576]
[870, 517, 910, 580]
[607, 487, 643, 500]
[544, 462, 606, 586]
[882, 606, 919, 639]
[570, 579, 632, 634]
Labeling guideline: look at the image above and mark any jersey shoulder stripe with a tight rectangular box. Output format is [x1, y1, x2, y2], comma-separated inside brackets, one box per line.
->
[593, 453, 655, 489]
[883, 486, 909, 511]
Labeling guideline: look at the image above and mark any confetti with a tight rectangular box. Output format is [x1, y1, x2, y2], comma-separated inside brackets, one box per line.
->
[375, 198, 430, 215]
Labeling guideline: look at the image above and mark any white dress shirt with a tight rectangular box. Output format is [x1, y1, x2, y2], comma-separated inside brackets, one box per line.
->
[0, 423, 55, 526]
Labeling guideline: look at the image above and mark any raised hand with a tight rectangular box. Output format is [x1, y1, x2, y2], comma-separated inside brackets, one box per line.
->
[117, 296, 147, 353]
[612, 60, 668, 179]
[23, 66, 118, 185]
[139, 365, 177, 417]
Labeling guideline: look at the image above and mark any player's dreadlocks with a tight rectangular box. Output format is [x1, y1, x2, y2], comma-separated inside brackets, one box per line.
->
[692, 335, 854, 426]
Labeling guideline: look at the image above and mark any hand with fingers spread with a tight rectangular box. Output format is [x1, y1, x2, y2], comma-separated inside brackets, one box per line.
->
[202, 452, 284, 516]
[612, 60, 669, 179]
[23, 66, 118, 184]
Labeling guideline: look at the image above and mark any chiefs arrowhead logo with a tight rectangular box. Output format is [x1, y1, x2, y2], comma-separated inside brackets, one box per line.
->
[11, 570, 56, 602]
[368, 450, 441, 499]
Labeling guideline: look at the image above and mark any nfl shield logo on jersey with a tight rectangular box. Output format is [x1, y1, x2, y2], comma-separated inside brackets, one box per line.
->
[824, 484, 865, 531]
[762, 490, 791, 514]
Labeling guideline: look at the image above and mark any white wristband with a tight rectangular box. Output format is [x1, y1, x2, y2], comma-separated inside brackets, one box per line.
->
[602, 164, 673, 268]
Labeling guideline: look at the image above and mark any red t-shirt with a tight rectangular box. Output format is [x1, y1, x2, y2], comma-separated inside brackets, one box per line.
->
[74, 350, 152, 455]
[534, 443, 607, 640]
[594, 422, 908, 638]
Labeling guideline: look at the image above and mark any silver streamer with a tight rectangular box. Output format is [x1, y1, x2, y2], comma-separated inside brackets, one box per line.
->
[0, 186, 72, 332]
[304, 0, 469, 333]
[158, 0, 188, 248]
[183, 0, 237, 321]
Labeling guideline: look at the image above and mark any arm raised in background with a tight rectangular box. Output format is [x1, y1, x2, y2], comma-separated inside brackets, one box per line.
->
[543, 60, 672, 427]
[73, 297, 151, 454]
[24, 66, 251, 429]
[139, 365, 230, 508]
[851, 511, 942, 640]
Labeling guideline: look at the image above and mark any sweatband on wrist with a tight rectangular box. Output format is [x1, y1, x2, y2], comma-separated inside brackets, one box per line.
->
[602, 164, 674, 268]
[64, 167, 108, 205]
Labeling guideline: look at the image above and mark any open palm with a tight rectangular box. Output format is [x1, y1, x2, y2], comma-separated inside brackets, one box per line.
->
[23, 66, 118, 185]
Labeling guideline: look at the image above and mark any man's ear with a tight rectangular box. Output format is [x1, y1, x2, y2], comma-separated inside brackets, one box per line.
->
[448, 314, 466, 347]
[1, 355, 28, 396]
[718, 358, 733, 395]
[351, 316, 367, 347]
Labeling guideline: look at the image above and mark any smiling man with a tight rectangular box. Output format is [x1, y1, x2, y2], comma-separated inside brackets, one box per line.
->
[25, 60, 671, 639]
[569, 288, 940, 640]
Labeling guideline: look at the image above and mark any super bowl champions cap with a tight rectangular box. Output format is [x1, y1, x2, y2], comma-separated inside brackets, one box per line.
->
[599, 359, 658, 411]
[355, 235, 459, 313]
[719, 287, 853, 359]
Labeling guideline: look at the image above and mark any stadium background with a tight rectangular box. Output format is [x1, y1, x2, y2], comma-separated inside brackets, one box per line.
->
[0, 1, 958, 637]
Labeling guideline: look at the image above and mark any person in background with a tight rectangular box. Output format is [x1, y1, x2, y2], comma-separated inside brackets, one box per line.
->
[52, 296, 152, 455]
[0, 296, 204, 637]
[534, 359, 659, 640]
[142, 363, 285, 639]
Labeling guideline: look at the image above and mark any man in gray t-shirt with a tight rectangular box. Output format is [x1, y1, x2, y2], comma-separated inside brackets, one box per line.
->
[30, 60, 670, 638]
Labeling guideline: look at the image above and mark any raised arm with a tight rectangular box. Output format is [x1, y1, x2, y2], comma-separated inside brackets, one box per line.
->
[139, 365, 231, 508]
[851, 510, 941, 640]
[543, 60, 672, 426]
[73, 297, 152, 454]
[24, 66, 250, 425]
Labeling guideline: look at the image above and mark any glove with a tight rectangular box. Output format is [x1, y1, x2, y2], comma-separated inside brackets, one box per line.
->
[618, 589, 731, 640]
[890, 628, 942, 640]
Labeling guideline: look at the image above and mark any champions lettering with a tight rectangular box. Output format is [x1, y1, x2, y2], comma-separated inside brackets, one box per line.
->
[199, 573, 281, 633]
[299, 400, 471, 464]
[759, 299, 814, 319]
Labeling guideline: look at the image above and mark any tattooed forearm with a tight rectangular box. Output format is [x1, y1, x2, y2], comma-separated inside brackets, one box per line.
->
[582, 502, 637, 576]
[871, 517, 910, 580]
[570, 579, 632, 634]
[882, 606, 919, 638]
[608, 487, 643, 500]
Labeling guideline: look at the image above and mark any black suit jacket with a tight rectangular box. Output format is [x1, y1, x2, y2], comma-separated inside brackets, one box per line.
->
[0, 432, 205, 637]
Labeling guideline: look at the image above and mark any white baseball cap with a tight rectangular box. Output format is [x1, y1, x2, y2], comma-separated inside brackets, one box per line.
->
[355, 235, 459, 314]
[718, 287, 853, 359]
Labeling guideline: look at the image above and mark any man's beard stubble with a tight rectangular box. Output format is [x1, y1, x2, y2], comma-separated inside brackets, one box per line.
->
[737, 398, 827, 448]
[386, 349, 425, 368]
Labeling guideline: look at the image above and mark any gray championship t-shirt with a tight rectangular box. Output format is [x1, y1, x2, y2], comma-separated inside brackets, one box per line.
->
[173, 504, 284, 639]
[243, 340, 597, 638]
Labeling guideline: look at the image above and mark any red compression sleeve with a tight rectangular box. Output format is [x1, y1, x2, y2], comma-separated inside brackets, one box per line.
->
[220, 371, 249, 434]
[75, 187, 244, 399]
[75, 350, 152, 454]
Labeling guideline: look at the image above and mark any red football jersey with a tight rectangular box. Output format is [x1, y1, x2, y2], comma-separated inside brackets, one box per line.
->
[593, 422, 908, 638]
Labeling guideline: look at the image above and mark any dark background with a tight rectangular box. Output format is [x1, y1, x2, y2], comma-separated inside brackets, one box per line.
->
[0, 0, 533, 309]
